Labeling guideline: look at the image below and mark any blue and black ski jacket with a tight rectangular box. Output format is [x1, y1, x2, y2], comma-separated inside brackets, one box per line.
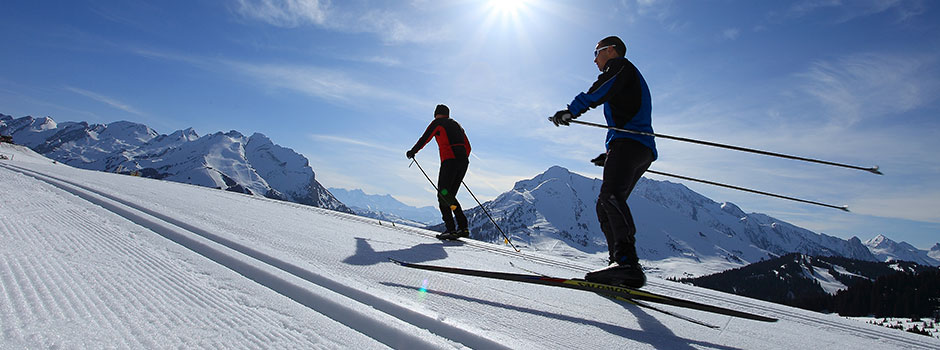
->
[567, 56, 657, 160]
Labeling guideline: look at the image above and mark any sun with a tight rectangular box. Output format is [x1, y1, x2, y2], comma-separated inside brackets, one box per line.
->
[487, 0, 530, 16]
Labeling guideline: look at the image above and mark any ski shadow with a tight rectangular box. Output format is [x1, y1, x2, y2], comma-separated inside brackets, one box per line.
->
[342, 237, 450, 266]
[382, 282, 741, 350]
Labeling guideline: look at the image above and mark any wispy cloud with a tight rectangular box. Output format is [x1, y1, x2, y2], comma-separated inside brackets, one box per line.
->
[796, 52, 940, 127]
[352, 9, 451, 44]
[362, 56, 401, 67]
[720, 28, 740, 41]
[232, 0, 449, 44]
[308, 134, 398, 153]
[226, 60, 429, 109]
[333, 54, 402, 67]
[619, 0, 688, 32]
[852, 186, 940, 223]
[64, 86, 144, 116]
[126, 47, 429, 111]
[233, 0, 327, 27]
[788, 0, 927, 23]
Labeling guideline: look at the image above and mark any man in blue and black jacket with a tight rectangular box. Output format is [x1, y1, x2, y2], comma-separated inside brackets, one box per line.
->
[551, 36, 657, 288]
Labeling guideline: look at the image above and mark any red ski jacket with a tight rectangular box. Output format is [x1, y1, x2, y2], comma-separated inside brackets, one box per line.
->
[409, 116, 471, 161]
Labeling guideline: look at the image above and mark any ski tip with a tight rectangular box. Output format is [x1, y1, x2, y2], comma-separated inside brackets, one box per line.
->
[868, 165, 883, 175]
[387, 257, 406, 265]
[840, 205, 850, 212]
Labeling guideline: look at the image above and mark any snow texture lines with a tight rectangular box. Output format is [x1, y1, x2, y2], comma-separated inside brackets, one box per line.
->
[1, 163, 506, 349]
[0, 164, 379, 349]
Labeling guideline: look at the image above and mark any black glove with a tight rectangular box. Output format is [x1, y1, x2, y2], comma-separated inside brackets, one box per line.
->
[551, 110, 574, 127]
[406, 150, 416, 159]
[590, 153, 607, 167]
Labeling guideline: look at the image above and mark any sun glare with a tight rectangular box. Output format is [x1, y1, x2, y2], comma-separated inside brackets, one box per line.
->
[488, 0, 530, 16]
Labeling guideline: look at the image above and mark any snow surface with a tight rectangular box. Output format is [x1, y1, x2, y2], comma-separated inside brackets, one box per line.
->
[2, 143, 937, 349]
[808, 265, 848, 295]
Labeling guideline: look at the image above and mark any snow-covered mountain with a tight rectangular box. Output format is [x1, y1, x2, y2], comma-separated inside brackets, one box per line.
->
[865, 234, 940, 266]
[329, 188, 440, 225]
[0, 114, 350, 213]
[458, 166, 884, 278]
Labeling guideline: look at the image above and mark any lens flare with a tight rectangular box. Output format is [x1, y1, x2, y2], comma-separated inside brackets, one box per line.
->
[418, 278, 429, 300]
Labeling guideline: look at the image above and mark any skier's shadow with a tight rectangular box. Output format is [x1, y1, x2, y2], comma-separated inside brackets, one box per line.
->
[342, 237, 449, 266]
[382, 282, 740, 350]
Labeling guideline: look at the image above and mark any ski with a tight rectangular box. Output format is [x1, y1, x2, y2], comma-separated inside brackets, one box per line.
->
[509, 261, 719, 328]
[389, 258, 777, 323]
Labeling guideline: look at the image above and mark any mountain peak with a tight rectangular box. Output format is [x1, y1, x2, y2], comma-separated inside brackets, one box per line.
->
[864, 234, 939, 266]
[720, 202, 746, 218]
[248, 132, 272, 144]
[865, 234, 890, 247]
[541, 165, 571, 178]
[33, 116, 58, 130]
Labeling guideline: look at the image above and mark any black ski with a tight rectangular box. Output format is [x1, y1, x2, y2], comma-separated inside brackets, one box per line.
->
[389, 258, 777, 323]
[509, 261, 719, 328]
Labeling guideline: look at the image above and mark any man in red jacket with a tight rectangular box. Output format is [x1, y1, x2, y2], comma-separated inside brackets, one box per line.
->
[407, 104, 472, 240]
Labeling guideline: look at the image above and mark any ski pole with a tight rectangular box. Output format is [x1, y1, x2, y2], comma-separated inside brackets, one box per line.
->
[461, 180, 521, 252]
[646, 169, 849, 212]
[409, 158, 455, 209]
[558, 118, 882, 175]
[410, 158, 521, 252]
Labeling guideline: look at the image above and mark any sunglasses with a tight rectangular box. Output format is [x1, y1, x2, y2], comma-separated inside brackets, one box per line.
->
[594, 45, 615, 58]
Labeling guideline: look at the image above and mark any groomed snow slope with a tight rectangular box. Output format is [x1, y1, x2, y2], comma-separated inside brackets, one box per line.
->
[1, 143, 936, 349]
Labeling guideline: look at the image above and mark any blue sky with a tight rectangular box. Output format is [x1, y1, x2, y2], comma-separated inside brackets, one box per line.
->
[2, 0, 939, 249]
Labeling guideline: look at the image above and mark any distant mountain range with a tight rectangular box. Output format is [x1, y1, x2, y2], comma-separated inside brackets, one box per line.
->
[328, 188, 439, 225]
[4, 112, 937, 279]
[0, 114, 350, 213]
[865, 234, 940, 266]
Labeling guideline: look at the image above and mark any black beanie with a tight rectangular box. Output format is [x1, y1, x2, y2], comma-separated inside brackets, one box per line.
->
[434, 104, 449, 116]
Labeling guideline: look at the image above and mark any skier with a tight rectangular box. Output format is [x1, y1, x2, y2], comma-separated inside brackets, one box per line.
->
[407, 104, 472, 240]
[550, 36, 657, 288]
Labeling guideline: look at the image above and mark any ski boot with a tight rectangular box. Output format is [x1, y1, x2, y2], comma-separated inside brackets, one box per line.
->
[584, 262, 646, 289]
[436, 229, 460, 241]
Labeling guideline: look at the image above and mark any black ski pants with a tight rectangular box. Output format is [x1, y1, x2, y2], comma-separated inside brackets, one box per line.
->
[596, 138, 654, 266]
[438, 158, 469, 231]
